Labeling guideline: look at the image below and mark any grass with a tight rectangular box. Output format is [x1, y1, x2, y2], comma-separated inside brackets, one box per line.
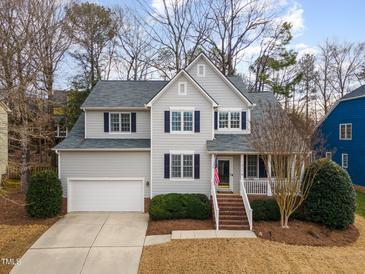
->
[356, 190, 365, 218]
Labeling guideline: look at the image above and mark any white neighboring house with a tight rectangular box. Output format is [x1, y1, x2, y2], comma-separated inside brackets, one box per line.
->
[54, 53, 280, 230]
[0, 101, 9, 178]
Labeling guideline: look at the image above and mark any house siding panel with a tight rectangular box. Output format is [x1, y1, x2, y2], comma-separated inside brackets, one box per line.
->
[151, 74, 213, 197]
[59, 151, 150, 197]
[317, 97, 365, 186]
[85, 110, 150, 138]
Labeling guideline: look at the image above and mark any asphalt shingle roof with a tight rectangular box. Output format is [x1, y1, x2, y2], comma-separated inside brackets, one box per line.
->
[54, 113, 150, 150]
[341, 84, 365, 101]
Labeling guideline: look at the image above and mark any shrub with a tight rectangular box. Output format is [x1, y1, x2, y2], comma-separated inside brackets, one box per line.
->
[149, 193, 210, 220]
[251, 198, 280, 221]
[26, 170, 63, 218]
[302, 158, 356, 229]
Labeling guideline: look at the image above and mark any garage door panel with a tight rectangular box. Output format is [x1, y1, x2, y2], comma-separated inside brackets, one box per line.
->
[68, 179, 143, 212]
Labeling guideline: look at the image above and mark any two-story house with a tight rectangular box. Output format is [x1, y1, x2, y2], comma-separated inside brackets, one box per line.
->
[314, 85, 365, 187]
[54, 53, 279, 230]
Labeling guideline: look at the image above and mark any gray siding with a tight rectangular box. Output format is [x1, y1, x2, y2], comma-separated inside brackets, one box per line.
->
[187, 59, 250, 134]
[0, 105, 8, 176]
[151, 73, 213, 197]
[60, 151, 150, 197]
[85, 110, 150, 139]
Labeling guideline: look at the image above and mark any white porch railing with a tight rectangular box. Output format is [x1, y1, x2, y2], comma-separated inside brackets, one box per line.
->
[244, 178, 273, 195]
[240, 179, 253, 230]
[211, 181, 220, 231]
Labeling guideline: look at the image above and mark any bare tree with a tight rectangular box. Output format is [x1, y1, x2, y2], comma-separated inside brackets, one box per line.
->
[206, 0, 271, 75]
[251, 102, 321, 228]
[113, 7, 155, 80]
[138, 0, 210, 78]
[330, 41, 365, 98]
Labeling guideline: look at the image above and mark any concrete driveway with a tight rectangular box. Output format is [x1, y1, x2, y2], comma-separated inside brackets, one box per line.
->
[11, 212, 148, 274]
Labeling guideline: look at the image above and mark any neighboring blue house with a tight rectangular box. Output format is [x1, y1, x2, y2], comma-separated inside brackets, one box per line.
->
[315, 85, 365, 186]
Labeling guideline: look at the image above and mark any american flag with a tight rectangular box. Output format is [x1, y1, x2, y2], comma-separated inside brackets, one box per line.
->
[214, 158, 220, 185]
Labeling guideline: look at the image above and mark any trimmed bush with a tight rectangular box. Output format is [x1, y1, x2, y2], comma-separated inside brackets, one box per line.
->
[149, 193, 210, 220]
[251, 198, 280, 221]
[302, 158, 356, 229]
[26, 170, 63, 218]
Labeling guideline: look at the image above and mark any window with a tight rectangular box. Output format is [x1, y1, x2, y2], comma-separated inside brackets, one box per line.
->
[171, 111, 193, 132]
[171, 153, 194, 179]
[325, 152, 332, 159]
[340, 123, 352, 140]
[197, 64, 205, 77]
[110, 112, 131, 133]
[218, 111, 241, 130]
[342, 153, 348, 169]
[178, 82, 187, 95]
[247, 155, 258, 178]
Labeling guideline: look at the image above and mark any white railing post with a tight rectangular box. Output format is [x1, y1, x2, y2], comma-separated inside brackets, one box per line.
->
[211, 154, 219, 230]
[267, 155, 272, 196]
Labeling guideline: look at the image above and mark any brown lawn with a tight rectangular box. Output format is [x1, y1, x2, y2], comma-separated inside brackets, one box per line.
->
[0, 190, 65, 273]
[139, 215, 365, 274]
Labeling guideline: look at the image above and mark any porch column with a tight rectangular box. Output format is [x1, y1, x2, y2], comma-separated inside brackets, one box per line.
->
[267, 155, 272, 196]
[240, 154, 244, 193]
[211, 154, 215, 194]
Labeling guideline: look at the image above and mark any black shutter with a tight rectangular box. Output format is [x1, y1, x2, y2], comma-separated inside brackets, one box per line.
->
[194, 111, 200, 132]
[214, 112, 218, 130]
[164, 154, 170, 178]
[259, 156, 267, 178]
[194, 154, 200, 179]
[241, 111, 247, 130]
[104, 112, 109, 132]
[131, 112, 136, 132]
[164, 111, 170, 133]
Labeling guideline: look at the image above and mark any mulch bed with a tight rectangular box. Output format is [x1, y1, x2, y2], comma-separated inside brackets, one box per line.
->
[0, 191, 66, 226]
[254, 219, 359, 246]
[146, 219, 214, 235]
[354, 184, 365, 194]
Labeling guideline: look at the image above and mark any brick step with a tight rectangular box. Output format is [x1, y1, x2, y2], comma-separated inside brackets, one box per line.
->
[219, 224, 249, 230]
[220, 219, 248, 226]
[219, 206, 245, 211]
[220, 208, 246, 214]
[217, 198, 243, 203]
[220, 215, 246, 220]
[217, 194, 241, 198]
[218, 202, 244, 207]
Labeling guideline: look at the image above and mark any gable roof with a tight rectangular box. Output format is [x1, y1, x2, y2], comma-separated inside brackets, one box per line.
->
[82, 80, 167, 109]
[53, 113, 150, 151]
[145, 70, 218, 107]
[185, 52, 254, 106]
[315, 84, 365, 129]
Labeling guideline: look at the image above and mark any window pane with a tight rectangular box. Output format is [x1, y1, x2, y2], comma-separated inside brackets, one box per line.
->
[183, 155, 193, 178]
[247, 155, 257, 177]
[230, 112, 240, 128]
[120, 113, 130, 132]
[171, 154, 181, 178]
[172, 112, 181, 131]
[219, 112, 229, 128]
[346, 125, 352, 139]
[340, 125, 346, 139]
[183, 112, 193, 131]
[110, 113, 120, 132]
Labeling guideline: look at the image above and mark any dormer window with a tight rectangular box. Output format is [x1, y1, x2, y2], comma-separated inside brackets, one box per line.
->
[178, 82, 187, 95]
[197, 64, 206, 77]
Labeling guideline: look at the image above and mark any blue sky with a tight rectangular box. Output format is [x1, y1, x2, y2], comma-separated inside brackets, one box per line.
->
[55, 0, 365, 89]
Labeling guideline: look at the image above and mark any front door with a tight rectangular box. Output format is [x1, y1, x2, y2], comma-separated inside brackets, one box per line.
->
[217, 158, 233, 191]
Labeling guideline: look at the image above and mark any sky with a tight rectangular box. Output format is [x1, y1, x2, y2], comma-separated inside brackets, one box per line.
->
[55, 0, 365, 89]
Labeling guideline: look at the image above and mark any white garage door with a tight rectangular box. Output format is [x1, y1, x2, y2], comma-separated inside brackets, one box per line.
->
[67, 178, 144, 212]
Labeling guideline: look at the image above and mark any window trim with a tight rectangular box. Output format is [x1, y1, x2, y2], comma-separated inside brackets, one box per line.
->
[197, 64, 206, 77]
[342, 153, 348, 169]
[169, 151, 195, 180]
[170, 108, 194, 134]
[217, 109, 242, 131]
[325, 152, 332, 159]
[178, 81, 187, 95]
[109, 112, 132, 134]
[339, 123, 352, 140]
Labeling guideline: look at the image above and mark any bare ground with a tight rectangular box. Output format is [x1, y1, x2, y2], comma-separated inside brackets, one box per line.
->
[139, 216, 365, 274]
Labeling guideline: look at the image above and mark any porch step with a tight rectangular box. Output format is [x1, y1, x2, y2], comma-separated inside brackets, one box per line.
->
[219, 210, 245, 216]
[220, 215, 246, 221]
[220, 219, 248, 226]
[219, 224, 249, 230]
[218, 201, 244, 207]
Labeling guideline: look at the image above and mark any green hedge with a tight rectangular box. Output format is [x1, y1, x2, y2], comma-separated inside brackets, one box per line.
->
[149, 193, 210, 220]
[26, 170, 63, 218]
[251, 198, 280, 221]
[301, 158, 356, 229]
